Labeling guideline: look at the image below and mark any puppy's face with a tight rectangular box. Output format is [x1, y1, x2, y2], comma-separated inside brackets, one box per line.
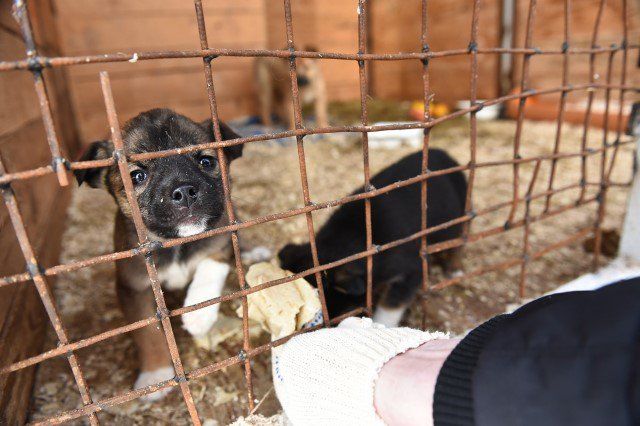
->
[295, 58, 319, 89]
[75, 108, 243, 239]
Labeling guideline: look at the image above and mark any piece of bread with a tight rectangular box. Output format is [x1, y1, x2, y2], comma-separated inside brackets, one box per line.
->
[237, 262, 322, 339]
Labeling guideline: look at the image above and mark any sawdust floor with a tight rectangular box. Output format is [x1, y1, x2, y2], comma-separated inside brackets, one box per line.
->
[29, 117, 635, 424]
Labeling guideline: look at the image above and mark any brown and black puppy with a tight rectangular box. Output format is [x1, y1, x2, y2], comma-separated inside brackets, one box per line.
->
[76, 108, 268, 400]
[255, 49, 328, 129]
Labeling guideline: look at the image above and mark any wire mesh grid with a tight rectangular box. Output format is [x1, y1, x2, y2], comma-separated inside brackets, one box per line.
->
[0, 0, 637, 423]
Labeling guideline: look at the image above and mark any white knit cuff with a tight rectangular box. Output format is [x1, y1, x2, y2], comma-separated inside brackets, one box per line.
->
[274, 318, 447, 425]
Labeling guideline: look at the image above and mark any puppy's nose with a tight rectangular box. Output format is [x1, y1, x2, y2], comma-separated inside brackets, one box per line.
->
[171, 185, 198, 207]
[297, 75, 310, 87]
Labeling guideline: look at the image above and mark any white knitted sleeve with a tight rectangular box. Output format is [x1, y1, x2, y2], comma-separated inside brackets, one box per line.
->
[273, 317, 448, 425]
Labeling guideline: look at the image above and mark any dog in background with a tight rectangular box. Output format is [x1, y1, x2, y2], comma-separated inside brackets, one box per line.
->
[75, 108, 269, 400]
[255, 47, 329, 129]
[279, 150, 467, 327]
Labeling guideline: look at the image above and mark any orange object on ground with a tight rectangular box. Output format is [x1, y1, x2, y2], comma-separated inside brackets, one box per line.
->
[504, 89, 629, 131]
[409, 101, 451, 120]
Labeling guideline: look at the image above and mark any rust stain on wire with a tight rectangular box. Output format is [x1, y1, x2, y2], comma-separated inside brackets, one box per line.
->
[544, 0, 572, 212]
[507, 0, 538, 225]
[0, 149, 97, 424]
[100, 72, 202, 425]
[12, 0, 69, 186]
[356, 0, 375, 315]
[192, 0, 255, 411]
[1, 45, 638, 72]
[579, 0, 607, 204]
[282, 0, 331, 325]
[419, 0, 432, 330]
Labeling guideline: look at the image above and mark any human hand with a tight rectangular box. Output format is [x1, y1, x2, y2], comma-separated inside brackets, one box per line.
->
[273, 317, 449, 425]
[375, 338, 461, 425]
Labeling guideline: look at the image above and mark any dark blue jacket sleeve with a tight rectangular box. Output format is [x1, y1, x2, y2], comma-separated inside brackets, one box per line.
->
[433, 277, 640, 426]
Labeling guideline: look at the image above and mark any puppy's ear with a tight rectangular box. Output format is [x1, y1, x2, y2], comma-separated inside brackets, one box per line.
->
[278, 243, 312, 273]
[200, 119, 243, 162]
[74, 140, 113, 188]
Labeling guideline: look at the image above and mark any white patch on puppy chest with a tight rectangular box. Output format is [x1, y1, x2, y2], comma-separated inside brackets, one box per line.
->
[135, 366, 175, 402]
[182, 259, 230, 337]
[373, 305, 407, 327]
[177, 222, 207, 237]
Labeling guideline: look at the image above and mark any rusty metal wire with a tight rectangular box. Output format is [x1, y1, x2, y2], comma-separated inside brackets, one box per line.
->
[193, 0, 255, 410]
[356, 0, 375, 314]
[419, 0, 432, 330]
[281, 0, 331, 325]
[12, 0, 69, 187]
[507, 0, 537, 225]
[544, 0, 572, 212]
[0, 0, 637, 423]
[1, 44, 637, 73]
[101, 72, 202, 424]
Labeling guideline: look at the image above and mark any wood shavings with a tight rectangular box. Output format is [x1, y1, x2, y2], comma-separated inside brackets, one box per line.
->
[193, 314, 244, 351]
[229, 414, 288, 426]
[213, 386, 239, 407]
[29, 116, 633, 424]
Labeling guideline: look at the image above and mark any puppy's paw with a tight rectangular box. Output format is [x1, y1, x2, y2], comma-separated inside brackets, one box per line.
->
[182, 305, 220, 337]
[372, 305, 406, 327]
[135, 366, 175, 402]
[182, 259, 229, 337]
[338, 317, 386, 330]
[241, 246, 272, 264]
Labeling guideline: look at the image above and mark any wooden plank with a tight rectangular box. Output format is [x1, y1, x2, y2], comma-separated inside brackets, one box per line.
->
[64, 52, 264, 79]
[0, 187, 70, 426]
[54, 0, 262, 17]
[0, 1, 79, 422]
[0, 32, 42, 138]
[57, 12, 266, 55]
[512, 0, 639, 94]
[66, 62, 258, 141]
[370, 0, 501, 103]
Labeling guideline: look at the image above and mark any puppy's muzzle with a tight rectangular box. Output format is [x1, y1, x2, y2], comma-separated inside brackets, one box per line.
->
[297, 75, 310, 87]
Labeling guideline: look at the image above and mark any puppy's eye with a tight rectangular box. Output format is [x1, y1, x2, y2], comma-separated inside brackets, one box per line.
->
[130, 170, 147, 185]
[198, 156, 215, 168]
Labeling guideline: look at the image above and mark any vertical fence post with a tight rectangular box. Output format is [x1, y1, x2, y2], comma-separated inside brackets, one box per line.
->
[192, 0, 256, 411]
[282, 0, 331, 325]
[619, 135, 640, 263]
[356, 0, 375, 316]
[419, 0, 432, 330]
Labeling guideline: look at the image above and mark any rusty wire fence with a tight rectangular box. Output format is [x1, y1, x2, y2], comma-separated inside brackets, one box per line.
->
[0, 0, 637, 424]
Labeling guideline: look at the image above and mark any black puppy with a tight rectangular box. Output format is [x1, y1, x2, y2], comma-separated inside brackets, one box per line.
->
[279, 149, 467, 326]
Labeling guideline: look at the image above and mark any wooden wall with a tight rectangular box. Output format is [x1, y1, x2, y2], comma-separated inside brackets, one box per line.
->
[369, 0, 503, 104]
[53, 0, 361, 143]
[264, 0, 361, 106]
[514, 0, 640, 87]
[51, 0, 268, 143]
[0, 1, 80, 423]
[48, 0, 637, 142]
[511, 0, 640, 102]
[369, 0, 638, 105]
